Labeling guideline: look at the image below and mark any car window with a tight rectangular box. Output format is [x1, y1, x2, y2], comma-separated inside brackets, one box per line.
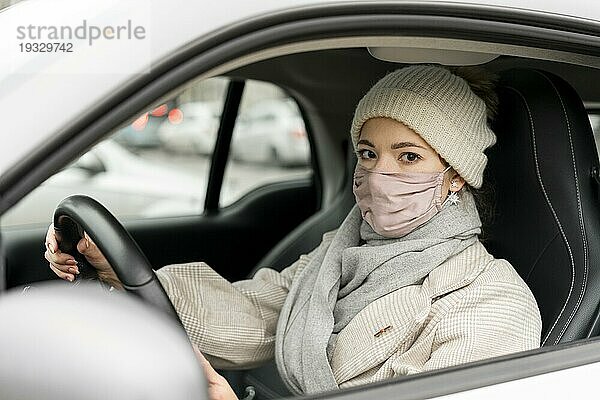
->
[221, 80, 312, 207]
[588, 112, 600, 147]
[0, 77, 229, 227]
[0, 77, 312, 226]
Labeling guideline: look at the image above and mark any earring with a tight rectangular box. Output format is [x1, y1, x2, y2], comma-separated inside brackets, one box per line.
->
[446, 191, 461, 206]
[451, 180, 459, 188]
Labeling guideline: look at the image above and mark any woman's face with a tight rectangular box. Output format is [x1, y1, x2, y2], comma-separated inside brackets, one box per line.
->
[356, 117, 465, 198]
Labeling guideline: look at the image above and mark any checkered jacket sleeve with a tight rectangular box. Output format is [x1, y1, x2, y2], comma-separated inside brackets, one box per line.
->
[154, 233, 335, 369]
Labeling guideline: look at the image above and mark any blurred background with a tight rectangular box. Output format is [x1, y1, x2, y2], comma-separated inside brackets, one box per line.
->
[1, 77, 313, 227]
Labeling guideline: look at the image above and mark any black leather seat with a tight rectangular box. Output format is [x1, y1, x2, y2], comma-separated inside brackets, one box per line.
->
[239, 68, 600, 398]
[249, 142, 358, 276]
[486, 68, 600, 345]
[238, 144, 357, 399]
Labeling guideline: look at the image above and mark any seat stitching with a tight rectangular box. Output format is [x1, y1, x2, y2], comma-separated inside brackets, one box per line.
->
[541, 72, 589, 345]
[503, 85, 575, 346]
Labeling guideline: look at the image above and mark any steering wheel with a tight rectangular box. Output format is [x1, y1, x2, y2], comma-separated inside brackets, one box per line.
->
[53, 194, 182, 327]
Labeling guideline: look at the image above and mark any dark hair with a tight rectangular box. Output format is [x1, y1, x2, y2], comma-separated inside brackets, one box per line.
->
[439, 156, 496, 242]
[445, 65, 499, 241]
[466, 180, 496, 242]
[445, 65, 499, 121]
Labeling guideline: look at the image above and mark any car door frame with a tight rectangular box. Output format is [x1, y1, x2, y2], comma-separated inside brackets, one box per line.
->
[3, 2, 600, 397]
[309, 336, 600, 399]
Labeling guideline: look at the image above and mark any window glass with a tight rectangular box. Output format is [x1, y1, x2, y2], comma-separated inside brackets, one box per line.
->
[221, 80, 312, 207]
[588, 113, 600, 147]
[1, 77, 312, 227]
[1, 77, 229, 227]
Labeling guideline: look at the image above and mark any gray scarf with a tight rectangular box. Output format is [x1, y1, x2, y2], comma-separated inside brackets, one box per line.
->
[274, 189, 481, 395]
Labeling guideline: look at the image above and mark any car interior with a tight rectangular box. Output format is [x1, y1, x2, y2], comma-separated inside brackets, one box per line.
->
[3, 31, 600, 399]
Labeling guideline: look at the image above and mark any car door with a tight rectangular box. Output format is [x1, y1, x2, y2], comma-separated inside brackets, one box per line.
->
[2, 77, 319, 288]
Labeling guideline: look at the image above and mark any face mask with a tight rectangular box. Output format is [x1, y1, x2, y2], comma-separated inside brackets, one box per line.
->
[353, 164, 452, 238]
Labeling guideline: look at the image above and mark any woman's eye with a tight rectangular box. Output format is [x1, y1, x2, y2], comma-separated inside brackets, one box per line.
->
[399, 152, 422, 163]
[357, 149, 377, 160]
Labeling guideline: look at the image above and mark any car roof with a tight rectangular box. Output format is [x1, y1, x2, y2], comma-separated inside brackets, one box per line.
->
[0, 0, 598, 177]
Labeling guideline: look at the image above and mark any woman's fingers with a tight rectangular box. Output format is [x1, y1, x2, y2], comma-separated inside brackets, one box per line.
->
[76, 234, 97, 259]
[44, 247, 78, 273]
[193, 346, 212, 369]
[77, 233, 104, 265]
[44, 248, 77, 267]
[45, 256, 79, 277]
[44, 224, 119, 288]
[46, 222, 68, 280]
[45, 223, 58, 254]
[44, 224, 79, 282]
[193, 346, 224, 384]
[193, 345, 239, 400]
[45, 222, 80, 282]
[44, 222, 78, 274]
[49, 263, 74, 282]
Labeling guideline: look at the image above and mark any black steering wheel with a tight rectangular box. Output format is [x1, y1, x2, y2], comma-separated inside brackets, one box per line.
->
[53, 194, 182, 327]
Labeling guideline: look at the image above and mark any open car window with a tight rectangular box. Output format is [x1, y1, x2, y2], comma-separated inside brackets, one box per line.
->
[222, 80, 312, 207]
[0, 77, 313, 227]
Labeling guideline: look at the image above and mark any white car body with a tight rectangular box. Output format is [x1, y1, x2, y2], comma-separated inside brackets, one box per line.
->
[2, 0, 600, 398]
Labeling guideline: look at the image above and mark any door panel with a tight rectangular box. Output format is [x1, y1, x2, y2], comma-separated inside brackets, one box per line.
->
[127, 177, 317, 282]
[4, 177, 316, 288]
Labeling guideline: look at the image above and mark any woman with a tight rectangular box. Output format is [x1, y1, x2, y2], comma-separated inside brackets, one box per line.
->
[44, 65, 542, 397]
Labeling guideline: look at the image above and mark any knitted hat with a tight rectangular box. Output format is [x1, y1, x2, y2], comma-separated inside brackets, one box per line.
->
[350, 65, 497, 189]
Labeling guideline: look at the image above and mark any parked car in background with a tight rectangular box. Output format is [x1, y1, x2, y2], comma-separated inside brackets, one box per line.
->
[232, 98, 310, 166]
[1, 140, 205, 227]
[157, 101, 222, 155]
[112, 102, 175, 150]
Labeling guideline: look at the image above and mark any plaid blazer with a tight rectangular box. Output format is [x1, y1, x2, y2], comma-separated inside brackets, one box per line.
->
[156, 231, 542, 389]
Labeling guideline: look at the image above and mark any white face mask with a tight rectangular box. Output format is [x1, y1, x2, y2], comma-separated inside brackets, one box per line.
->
[353, 164, 452, 238]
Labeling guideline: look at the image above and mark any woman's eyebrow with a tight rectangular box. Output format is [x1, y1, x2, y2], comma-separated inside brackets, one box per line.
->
[357, 139, 375, 147]
[391, 142, 426, 150]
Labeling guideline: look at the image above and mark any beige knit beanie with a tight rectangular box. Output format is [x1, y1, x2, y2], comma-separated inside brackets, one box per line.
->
[350, 65, 497, 189]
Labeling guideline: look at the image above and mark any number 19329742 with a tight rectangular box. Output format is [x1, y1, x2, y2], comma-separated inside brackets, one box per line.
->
[19, 42, 73, 52]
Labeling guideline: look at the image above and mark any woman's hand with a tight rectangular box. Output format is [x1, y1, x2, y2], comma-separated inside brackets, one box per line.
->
[193, 345, 239, 400]
[44, 223, 123, 289]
